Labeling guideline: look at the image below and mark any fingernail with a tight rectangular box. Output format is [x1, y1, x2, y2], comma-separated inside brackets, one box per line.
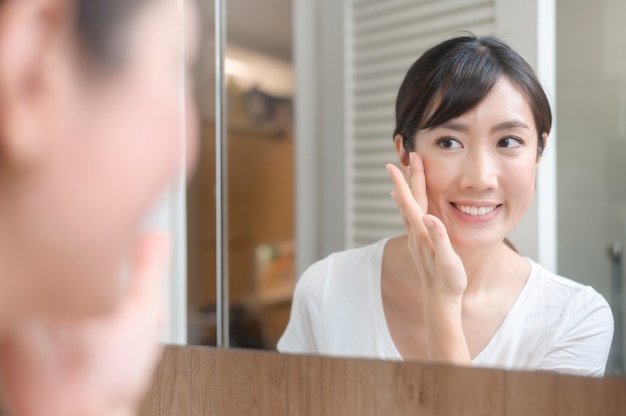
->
[423, 217, 435, 229]
[410, 152, 416, 164]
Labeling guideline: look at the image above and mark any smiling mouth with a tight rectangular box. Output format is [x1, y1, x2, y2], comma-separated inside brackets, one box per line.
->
[451, 203, 502, 217]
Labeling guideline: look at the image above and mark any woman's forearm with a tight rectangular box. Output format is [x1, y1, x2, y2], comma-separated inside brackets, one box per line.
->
[423, 297, 471, 365]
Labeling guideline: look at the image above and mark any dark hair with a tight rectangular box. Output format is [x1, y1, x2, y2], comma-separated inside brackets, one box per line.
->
[394, 35, 551, 156]
[75, 0, 153, 67]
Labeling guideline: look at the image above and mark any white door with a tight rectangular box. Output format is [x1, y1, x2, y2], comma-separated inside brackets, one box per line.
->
[556, 0, 626, 375]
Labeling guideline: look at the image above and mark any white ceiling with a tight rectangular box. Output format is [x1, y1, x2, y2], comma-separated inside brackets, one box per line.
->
[198, 0, 293, 61]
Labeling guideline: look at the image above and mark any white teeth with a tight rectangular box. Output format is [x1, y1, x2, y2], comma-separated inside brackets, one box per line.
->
[456, 204, 496, 216]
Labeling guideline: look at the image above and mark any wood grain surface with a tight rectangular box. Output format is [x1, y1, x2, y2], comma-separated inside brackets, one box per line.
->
[139, 345, 626, 415]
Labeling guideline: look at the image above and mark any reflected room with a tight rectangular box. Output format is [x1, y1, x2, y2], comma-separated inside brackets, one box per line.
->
[187, 0, 294, 350]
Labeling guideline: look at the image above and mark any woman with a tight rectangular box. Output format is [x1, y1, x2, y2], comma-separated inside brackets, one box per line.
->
[278, 36, 613, 377]
[0, 0, 198, 414]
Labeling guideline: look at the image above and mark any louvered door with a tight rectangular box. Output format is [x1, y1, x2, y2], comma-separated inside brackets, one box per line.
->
[347, 0, 496, 247]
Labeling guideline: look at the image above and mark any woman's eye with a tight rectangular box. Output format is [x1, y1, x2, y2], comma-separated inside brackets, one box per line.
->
[436, 137, 462, 149]
[497, 136, 523, 148]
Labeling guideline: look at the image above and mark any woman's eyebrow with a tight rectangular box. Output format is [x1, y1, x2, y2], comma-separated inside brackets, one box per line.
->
[491, 120, 530, 132]
[436, 119, 530, 132]
[438, 120, 468, 131]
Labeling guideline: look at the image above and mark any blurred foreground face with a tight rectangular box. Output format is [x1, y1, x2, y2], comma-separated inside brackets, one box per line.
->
[0, 0, 199, 318]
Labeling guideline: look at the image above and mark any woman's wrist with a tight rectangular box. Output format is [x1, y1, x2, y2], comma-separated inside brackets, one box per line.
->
[423, 292, 463, 315]
[422, 296, 470, 365]
[423, 296, 463, 334]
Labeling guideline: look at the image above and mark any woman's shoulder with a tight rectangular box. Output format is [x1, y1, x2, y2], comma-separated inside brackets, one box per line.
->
[303, 238, 388, 277]
[526, 259, 612, 318]
[530, 260, 603, 294]
[295, 238, 389, 297]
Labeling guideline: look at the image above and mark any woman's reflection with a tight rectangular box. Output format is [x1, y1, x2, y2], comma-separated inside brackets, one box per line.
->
[279, 35, 613, 377]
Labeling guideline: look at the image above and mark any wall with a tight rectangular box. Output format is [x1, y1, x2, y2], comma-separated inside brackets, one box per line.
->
[556, 0, 626, 299]
[293, 0, 348, 276]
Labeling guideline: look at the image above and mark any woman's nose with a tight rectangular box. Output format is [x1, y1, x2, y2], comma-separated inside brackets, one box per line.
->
[459, 149, 498, 190]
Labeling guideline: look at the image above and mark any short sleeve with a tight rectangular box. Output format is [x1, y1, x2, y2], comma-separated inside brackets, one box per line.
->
[276, 260, 328, 354]
[537, 288, 614, 377]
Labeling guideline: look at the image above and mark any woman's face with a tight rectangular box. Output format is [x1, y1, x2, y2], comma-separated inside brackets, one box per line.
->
[413, 77, 541, 250]
[0, 0, 199, 316]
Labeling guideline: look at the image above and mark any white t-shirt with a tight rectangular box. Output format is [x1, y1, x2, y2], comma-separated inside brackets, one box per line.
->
[278, 238, 614, 377]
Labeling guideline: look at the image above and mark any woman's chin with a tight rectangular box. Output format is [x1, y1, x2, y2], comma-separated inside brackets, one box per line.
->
[449, 232, 505, 253]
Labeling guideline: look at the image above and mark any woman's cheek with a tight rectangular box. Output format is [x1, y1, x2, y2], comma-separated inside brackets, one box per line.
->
[422, 155, 452, 215]
[504, 160, 537, 214]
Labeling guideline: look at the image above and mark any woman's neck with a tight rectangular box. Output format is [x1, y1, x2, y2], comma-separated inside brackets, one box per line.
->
[454, 242, 527, 295]
[387, 235, 528, 295]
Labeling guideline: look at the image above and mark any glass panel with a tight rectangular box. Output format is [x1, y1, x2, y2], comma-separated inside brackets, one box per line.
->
[557, 0, 626, 376]
[187, 0, 295, 350]
[186, 0, 217, 345]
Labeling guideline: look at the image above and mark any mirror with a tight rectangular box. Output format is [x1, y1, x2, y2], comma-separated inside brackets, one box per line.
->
[185, 0, 625, 379]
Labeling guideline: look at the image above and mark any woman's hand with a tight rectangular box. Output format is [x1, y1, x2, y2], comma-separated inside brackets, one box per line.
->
[387, 152, 467, 299]
[0, 232, 168, 416]
[387, 152, 470, 364]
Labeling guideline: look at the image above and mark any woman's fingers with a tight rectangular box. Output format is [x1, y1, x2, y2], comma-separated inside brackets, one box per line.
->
[389, 163, 466, 297]
[386, 163, 424, 224]
[422, 215, 466, 295]
[0, 234, 170, 416]
[390, 191, 412, 232]
[422, 215, 455, 262]
[408, 152, 428, 212]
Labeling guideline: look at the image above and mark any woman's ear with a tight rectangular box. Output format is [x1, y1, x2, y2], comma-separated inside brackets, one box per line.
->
[393, 133, 410, 167]
[393, 134, 412, 180]
[0, 0, 75, 170]
[537, 132, 549, 163]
